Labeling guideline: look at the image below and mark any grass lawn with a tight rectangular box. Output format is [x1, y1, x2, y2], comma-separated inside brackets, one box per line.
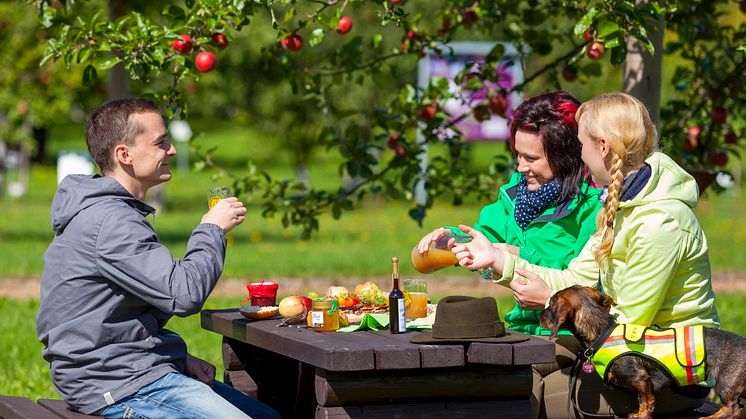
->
[2, 121, 746, 400]
[5, 294, 746, 400]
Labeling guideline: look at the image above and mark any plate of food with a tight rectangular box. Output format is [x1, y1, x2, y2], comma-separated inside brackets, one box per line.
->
[240, 305, 279, 320]
[326, 281, 389, 325]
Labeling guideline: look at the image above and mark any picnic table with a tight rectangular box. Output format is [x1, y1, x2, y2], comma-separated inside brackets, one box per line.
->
[201, 308, 556, 418]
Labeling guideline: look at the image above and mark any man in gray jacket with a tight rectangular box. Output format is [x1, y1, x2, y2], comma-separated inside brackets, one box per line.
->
[36, 98, 279, 418]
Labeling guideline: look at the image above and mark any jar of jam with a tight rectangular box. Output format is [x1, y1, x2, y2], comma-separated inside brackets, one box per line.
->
[307, 299, 339, 332]
[246, 282, 279, 307]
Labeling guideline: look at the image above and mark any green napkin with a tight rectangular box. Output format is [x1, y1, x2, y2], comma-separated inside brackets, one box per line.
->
[337, 310, 436, 332]
[338, 313, 390, 332]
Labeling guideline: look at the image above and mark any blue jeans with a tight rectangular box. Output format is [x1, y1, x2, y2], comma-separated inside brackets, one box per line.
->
[97, 372, 280, 419]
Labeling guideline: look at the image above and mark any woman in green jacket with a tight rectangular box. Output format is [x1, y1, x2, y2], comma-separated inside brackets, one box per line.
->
[452, 92, 719, 418]
[415, 91, 602, 335]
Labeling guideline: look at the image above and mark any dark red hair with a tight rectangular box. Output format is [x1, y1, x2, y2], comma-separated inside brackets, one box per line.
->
[508, 91, 584, 203]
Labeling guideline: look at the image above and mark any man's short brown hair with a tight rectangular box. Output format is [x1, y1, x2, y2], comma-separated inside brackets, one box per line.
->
[85, 98, 161, 174]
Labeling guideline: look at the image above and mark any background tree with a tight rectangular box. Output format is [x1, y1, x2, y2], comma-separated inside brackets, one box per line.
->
[32, 0, 746, 237]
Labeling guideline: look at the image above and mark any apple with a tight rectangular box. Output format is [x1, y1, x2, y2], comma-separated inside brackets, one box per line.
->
[171, 34, 193, 55]
[561, 66, 578, 82]
[278, 295, 313, 317]
[709, 149, 728, 166]
[473, 105, 490, 122]
[387, 133, 407, 157]
[687, 126, 701, 139]
[683, 137, 698, 151]
[325, 286, 348, 299]
[489, 94, 508, 117]
[583, 30, 594, 42]
[281, 34, 303, 51]
[587, 42, 605, 59]
[390, 0, 402, 4]
[724, 130, 738, 144]
[212, 33, 228, 50]
[406, 30, 418, 41]
[711, 107, 727, 125]
[337, 17, 353, 34]
[461, 7, 478, 27]
[195, 51, 216, 73]
[418, 105, 437, 122]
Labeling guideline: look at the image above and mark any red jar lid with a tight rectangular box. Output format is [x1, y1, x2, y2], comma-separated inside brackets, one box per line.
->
[246, 282, 278, 297]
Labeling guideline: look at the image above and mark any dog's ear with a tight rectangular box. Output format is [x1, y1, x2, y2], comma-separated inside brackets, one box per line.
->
[597, 292, 614, 312]
[546, 295, 571, 338]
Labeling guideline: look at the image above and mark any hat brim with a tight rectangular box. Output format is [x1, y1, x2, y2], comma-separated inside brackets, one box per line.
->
[409, 330, 530, 344]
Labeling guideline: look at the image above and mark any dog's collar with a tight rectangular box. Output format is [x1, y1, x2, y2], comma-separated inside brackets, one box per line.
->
[583, 321, 617, 360]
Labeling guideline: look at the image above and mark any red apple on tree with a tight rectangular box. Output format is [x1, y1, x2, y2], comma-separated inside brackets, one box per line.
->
[390, 0, 403, 4]
[461, 7, 478, 27]
[337, 17, 353, 34]
[683, 138, 698, 151]
[583, 30, 594, 42]
[171, 34, 193, 55]
[489, 94, 507, 117]
[724, 130, 738, 144]
[195, 51, 216, 73]
[711, 107, 727, 125]
[687, 126, 701, 139]
[211, 33, 228, 50]
[281, 34, 303, 51]
[417, 105, 437, 122]
[708, 149, 728, 166]
[387, 132, 407, 157]
[587, 42, 605, 59]
[561, 66, 578, 82]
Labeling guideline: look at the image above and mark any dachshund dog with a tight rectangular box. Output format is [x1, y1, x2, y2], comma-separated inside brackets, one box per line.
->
[539, 285, 746, 419]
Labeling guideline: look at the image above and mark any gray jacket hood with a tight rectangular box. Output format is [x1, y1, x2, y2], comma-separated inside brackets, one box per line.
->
[51, 174, 152, 233]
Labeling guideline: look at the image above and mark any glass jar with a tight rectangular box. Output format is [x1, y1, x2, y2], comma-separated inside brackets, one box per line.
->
[306, 299, 339, 332]
[246, 282, 278, 306]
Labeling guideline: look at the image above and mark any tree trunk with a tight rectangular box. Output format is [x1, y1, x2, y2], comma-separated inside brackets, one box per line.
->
[622, 4, 664, 125]
[32, 126, 47, 163]
[107, 0, 130, 100]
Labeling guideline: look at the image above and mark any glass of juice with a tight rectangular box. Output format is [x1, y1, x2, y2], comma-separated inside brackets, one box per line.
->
[403, 279, 428, 320]
[410, 231, 467, 274]
[208, 186, 231, 208]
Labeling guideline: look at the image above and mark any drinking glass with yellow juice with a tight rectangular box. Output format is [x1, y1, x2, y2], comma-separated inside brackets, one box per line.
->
[403, 279, 428, 320]
[208, 186, 231, 208]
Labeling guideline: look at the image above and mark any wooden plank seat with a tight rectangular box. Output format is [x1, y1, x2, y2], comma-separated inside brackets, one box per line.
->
[0, 396, 100, 419]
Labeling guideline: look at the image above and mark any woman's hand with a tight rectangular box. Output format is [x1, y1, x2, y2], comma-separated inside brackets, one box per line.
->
[185, 353, 216, 388]
[451, 225, 505, 272]
[201, 197, 247, 233]
[510, 268, 552, 310]
[416, 228, 450, 253]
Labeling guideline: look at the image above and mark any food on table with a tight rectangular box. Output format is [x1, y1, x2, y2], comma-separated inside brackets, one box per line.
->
[278, 295, 313, 317]
[240, 305, 279, 320]
[307, 299, 340, 332]
[354, 281, 379, 297]
[278, 311, 308, 326]
[325, 286, 349, 298]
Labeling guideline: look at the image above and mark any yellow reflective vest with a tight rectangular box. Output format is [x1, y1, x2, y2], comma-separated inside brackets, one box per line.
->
[590, 324, 709, 387]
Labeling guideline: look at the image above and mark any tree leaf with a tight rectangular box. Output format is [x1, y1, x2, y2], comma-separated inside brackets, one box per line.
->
[596, 20, 619, 39]
[610, 43, 628, 65]
[82, 64, 98, 86]
[574, 7, 599, 36]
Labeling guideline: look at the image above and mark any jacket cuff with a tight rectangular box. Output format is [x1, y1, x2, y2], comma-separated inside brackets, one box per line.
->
[495, 251, 514, 286]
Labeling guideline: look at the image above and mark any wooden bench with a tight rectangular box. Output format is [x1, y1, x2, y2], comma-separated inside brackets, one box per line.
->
[0, 396, 100, 418]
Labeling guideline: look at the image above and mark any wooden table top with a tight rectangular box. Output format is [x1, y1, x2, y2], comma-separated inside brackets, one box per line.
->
[201, 309, 555, 372]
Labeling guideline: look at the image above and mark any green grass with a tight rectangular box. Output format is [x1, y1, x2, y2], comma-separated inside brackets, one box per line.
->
[3, 121, 746, 400]
[6, 294, 746, 400]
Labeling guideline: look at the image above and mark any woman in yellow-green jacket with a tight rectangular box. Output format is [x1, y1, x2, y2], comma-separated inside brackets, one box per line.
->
[453, 93, 719, 418]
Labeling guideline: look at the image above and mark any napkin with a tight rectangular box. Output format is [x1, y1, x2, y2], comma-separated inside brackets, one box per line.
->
[337, 313, 389, 332]
[337, 308, 436, 332]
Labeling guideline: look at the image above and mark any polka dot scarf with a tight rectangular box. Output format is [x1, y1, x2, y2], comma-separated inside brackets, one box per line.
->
[514, 175, 560, 230]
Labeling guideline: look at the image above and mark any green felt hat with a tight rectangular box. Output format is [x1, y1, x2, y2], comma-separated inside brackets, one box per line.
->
[410, 295, 529, 344]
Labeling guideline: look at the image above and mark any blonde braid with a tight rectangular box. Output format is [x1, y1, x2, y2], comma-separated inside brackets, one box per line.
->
[594, 153, 624, 269]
